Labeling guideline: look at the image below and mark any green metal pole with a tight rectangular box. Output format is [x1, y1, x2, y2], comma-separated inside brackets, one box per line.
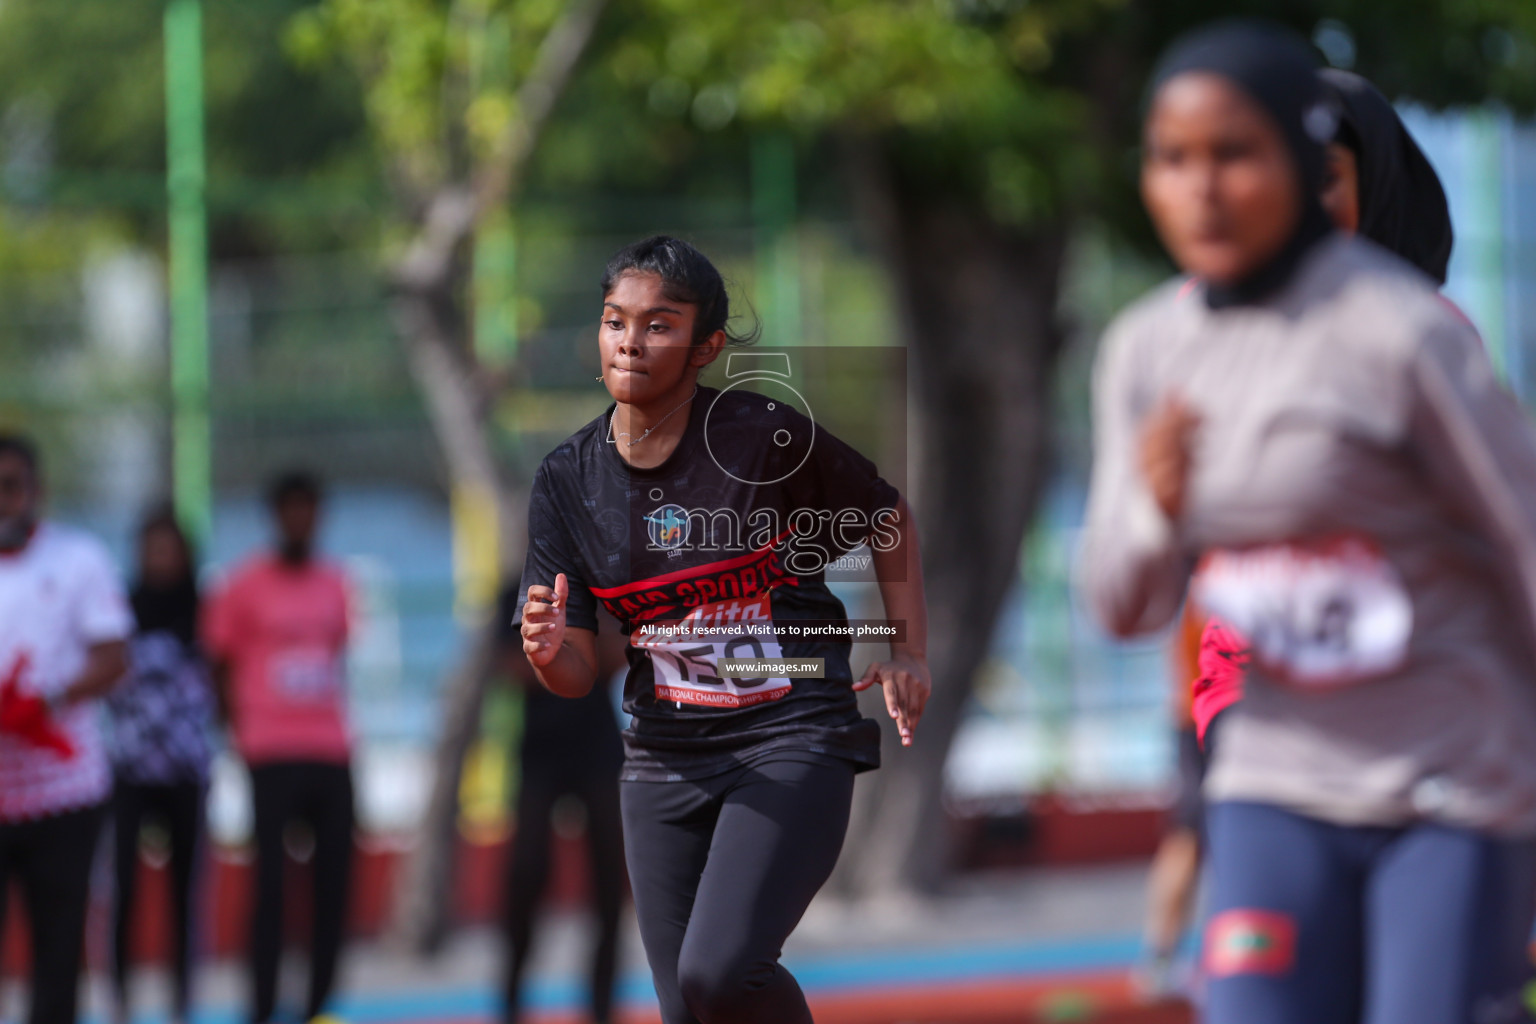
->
[751, 133, 801, 347]
[165, 0, 212, 542]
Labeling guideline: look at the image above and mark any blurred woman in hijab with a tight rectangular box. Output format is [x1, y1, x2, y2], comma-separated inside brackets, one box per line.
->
[108, 508, 215, 1024]
[1186, 67, 1463, 751]
[1089, 19, 1536, 1024]
[1143, 62, 1467, 1006]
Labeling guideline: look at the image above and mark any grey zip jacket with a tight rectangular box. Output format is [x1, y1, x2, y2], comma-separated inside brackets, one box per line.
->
[1081, 234, 1536, 836]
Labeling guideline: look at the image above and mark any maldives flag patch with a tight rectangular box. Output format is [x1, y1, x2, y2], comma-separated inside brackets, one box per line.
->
[1205, 909, 1297, 977]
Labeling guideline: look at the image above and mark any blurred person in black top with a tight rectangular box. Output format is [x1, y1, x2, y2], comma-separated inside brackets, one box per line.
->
[108, 508, 215, 1024]
[497, 588, 625, 1024]
[514, 235, 930, 1024]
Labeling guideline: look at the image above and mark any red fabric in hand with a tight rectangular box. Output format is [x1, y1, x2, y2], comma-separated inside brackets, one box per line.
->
[1191, 618, 1249, 749]
[0, 654, 75, 760]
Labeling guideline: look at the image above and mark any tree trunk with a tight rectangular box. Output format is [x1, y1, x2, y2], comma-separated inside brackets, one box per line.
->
[386, 262, 526, 954]
[365, 0, 609, 957]
[388, 610, 504, 953]
[835, 146, 1068, 898]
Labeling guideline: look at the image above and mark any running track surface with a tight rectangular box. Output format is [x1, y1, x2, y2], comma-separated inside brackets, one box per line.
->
[96, 933, 1195, 1024]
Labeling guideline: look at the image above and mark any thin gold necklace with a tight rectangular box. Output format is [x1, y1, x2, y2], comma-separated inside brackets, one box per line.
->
[607, 386, 698, 448]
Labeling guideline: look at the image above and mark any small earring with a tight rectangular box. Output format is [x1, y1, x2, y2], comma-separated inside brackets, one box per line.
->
[595, 375, 604, 381]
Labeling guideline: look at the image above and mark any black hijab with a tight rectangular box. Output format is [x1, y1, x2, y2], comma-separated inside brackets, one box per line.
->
[1148, 20, 1340, 309]
[1320, 68, 1452, 285]
[131, 512, 201, 650]
[132, 579, 200, 649]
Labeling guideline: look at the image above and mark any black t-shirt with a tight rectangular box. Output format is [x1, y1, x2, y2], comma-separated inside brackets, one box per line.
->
[513, 385, 899, 782]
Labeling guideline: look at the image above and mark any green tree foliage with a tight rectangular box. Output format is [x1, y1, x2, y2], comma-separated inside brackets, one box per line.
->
[284, 0, 1536, 903]
[6, 0, 1534, 904]
[0, 0, 373, 250]
[611, 0, 1108, 221]
[601, 0, 1536, 239]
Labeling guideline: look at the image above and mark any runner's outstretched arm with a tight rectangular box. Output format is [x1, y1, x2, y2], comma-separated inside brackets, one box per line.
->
[856, 497, 931, 746]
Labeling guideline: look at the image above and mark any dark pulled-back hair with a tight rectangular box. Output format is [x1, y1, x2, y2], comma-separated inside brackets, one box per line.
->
[0, 433, 40, 478]
[600, 235, 759, 346]
[132, 503, 201, 646]
[137, 503, 197, 571]
[267, 468, 323, 508]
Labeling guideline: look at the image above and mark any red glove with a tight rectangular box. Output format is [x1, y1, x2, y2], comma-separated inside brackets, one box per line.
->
[0, 654, 75, 759]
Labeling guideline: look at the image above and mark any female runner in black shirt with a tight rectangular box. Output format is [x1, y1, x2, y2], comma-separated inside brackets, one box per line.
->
[516, 235, 930, 1024]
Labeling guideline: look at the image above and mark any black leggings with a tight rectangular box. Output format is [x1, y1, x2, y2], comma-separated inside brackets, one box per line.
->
[112, 779, 205, 1018]
[0, 803, 104, 1024]
[249, 761, 354, 1024]
[503, 771, 625, 1024]
[621, 758, 856, 1024]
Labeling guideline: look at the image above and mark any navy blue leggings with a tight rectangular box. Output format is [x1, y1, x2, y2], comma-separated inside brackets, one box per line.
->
[1205, 801, 1536, 1024]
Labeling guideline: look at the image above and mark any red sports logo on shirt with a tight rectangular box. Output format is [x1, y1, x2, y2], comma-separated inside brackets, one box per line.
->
[1205, 909, 1297, 977]
[591, 529, 795, 625]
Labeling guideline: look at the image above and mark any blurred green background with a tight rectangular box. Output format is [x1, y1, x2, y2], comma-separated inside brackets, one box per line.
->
[1, 0, 1534, 902]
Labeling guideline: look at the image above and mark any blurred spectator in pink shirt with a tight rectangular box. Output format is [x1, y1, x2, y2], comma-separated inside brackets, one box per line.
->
[205, 470, 353, 1024]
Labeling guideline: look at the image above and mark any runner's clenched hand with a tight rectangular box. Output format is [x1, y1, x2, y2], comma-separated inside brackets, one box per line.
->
[521, 573, 569, 668]
[1139, 395, 1201, 520]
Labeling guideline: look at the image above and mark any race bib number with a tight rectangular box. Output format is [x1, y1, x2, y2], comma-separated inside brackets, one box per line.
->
[270, 647, 342, 703]
[631, 592, 792, 708]
[1193, 537, 1412, 689]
